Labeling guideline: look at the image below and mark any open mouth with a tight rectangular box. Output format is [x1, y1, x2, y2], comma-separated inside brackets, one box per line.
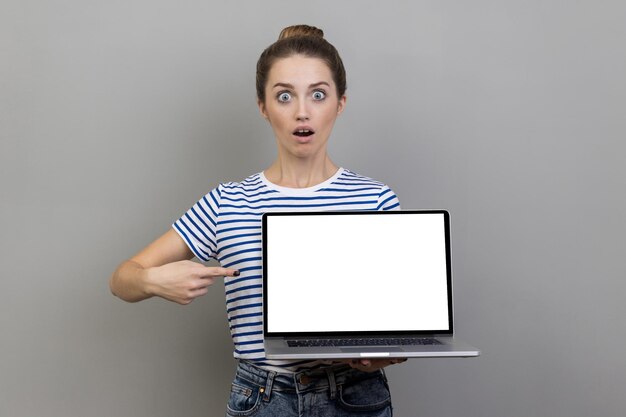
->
[293, 129, 314, 137]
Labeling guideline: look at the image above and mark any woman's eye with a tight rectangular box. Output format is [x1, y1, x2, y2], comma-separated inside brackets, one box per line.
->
[312, 90, 326, 100]
[277, 92, 291, 102]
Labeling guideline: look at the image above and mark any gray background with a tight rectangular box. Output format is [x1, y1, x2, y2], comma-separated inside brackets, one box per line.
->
[1, 1, 625, 416]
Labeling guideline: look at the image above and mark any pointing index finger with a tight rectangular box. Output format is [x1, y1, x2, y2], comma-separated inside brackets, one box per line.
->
[198, 266, 240, 279]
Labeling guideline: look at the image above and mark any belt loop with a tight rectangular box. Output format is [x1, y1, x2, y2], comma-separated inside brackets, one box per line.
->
[326, 368, 337, 400]
[380, 368, 389, 383]
[262, 370, 276, 402]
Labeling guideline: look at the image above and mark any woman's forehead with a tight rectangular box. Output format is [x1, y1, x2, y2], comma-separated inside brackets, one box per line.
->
[267, 55, 334, 88]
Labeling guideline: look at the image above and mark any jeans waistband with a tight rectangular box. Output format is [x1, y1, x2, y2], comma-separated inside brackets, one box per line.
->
[236, 360, 387, 402]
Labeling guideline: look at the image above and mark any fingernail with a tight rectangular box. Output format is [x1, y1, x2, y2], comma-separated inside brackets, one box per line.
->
[233, 270, 240, 276]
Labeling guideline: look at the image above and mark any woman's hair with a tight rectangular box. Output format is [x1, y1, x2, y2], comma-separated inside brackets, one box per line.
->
[256, 24, 347, 102]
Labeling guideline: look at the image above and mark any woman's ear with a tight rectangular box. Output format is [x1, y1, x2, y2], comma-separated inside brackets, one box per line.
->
[258, 99, 269, 120]
[337, 95, 347, 116]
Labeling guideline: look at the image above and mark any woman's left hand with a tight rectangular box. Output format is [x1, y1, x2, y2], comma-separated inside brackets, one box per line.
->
[343, 358, 407, 372]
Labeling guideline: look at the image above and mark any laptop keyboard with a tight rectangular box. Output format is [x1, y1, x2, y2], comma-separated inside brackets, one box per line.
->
[286, 337, 442, 347]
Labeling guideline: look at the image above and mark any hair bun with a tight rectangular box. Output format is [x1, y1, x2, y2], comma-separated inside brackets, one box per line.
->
[278, 25, 324, 40]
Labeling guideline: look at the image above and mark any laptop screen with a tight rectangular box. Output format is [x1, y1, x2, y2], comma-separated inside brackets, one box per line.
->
[262, 211, 453, 336]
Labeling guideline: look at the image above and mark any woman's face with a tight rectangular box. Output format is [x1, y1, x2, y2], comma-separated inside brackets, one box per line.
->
[258, 55, 346, 160]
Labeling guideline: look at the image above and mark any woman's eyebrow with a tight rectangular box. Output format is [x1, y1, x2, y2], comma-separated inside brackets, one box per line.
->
[272, 81, 331, 89]
[272, 82, 294, 89]
[309, 81, 330, 88]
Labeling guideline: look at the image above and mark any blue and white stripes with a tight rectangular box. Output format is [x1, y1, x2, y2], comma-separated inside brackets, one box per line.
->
[173, 168, 400, 373]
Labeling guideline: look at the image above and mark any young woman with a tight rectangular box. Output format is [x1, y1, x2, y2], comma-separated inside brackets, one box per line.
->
[110, 24, 403, 416]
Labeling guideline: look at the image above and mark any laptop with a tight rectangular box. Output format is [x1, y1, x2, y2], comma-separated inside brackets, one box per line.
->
[262, 210, 480, 360]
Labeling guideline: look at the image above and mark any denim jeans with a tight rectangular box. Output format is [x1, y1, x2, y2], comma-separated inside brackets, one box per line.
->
[225, 360, 393, 417]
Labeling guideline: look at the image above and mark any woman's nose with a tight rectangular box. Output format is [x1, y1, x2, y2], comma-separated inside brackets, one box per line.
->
[295, 100, 310, 121]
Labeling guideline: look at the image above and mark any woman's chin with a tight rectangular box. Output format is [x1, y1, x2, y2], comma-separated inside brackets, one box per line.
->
[288, 145, 324, 160]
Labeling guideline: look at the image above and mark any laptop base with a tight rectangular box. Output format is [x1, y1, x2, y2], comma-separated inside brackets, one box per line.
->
[264, 336, 480, 360]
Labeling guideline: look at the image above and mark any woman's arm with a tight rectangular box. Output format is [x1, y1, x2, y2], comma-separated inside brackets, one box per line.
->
[109, 229, 238, 304]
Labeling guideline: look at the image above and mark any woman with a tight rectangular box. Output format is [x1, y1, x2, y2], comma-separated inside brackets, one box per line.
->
[110, 24, 403, 416]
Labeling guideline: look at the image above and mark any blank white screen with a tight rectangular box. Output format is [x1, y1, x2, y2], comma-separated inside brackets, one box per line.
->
[266, 213, 450, 333]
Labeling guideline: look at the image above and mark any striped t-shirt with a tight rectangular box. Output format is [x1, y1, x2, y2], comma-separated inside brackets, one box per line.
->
[172, 167, 400, 373]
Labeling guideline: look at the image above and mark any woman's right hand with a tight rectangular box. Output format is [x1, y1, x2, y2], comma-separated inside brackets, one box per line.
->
[110, 229, 238, 304]
[145, 260, 239, 305]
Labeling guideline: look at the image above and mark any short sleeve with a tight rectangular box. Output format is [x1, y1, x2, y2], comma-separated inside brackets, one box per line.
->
[172, 186, 222, 262]
[377, 185, 401, 211]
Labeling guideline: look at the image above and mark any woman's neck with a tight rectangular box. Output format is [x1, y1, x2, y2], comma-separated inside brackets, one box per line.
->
[264, 154, 339, 189]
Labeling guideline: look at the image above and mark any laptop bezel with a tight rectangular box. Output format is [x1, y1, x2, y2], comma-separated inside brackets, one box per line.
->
[262, 210, 454, 339]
